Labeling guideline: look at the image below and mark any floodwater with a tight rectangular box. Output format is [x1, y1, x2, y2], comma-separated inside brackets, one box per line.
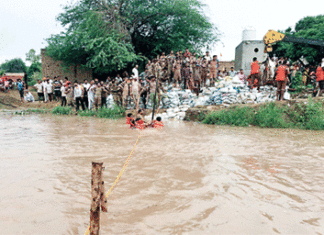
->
[0, 114, 323, 235]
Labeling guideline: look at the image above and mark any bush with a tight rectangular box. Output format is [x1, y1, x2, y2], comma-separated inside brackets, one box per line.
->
[26, 108, 49, 114]
[203, 106, 255, 127]
[51, 106, 73, 115]
[253, 103, 290, 128]
[203, 99, 324, 130]
[291, 71, 303, 90]
[78, 106, 125, 119]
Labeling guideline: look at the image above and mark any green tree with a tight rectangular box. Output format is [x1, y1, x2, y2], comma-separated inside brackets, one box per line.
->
[27, 61, 42, 82]
[272, 15, 324, 64]
[26, 49, 41, 64]
[0, 58, 27, 73]
[46, 0, 218, 74]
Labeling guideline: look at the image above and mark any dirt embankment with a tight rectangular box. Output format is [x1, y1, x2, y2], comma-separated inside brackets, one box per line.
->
[0, 91, 58, 110]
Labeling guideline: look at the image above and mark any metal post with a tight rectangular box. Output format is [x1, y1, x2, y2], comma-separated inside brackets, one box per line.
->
[151, 78, 159, 121]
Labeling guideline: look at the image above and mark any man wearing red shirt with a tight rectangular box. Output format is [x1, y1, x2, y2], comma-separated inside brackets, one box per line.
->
[275, 61, 289, 101]
[316, 63, 324, 97]
[250, 57, 261, 91]
[184, 48, 191, 58]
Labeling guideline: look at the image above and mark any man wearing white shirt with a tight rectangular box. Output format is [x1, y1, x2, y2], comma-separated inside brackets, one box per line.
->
[82, 79, 90, 109]
[60, 85, 67, 106]
[73, 81, 85, 111]
[46, 79, 54, 102]
[88, 81, 96, 110]
[229, 67, 237, 77]
[33, 80, 43, 102]
[132, 65, 139, 81]
[42, 78, 48, 102]
[205, 51, 212, 63]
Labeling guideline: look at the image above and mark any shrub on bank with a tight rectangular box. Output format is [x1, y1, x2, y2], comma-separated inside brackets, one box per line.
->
[52, 106, 73, 115]
[203, 99, 324, 130]
[78, 106, 125, 119]
[26, 108, 49, 114]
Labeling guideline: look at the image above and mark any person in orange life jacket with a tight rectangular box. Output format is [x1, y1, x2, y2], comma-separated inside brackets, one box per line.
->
[126, 113, 135, 128]
[152, 116, 164, 129]
[275, 60, 289, 101]
[315, 62, 324, 97]
[250, 57, 261, 91]
[135, 118, 146, 130]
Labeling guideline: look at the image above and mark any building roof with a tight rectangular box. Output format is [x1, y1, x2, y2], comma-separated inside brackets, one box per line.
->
[1, 73, 24, 81]
[235, 40, 264, 50]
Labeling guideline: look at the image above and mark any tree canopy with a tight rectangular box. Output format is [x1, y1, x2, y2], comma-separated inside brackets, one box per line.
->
[26, 49, 41, 64]
[46, 0, 218, 75]
[0, 58, 27, 73]
[272, 15, 324, 65]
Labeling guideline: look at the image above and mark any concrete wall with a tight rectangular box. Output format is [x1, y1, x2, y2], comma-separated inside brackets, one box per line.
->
[235, 40, 267, 75]
[41, 49, 92, 82]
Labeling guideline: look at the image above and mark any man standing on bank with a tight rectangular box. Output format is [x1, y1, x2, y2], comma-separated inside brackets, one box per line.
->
[250, 57, 261, 91]
[275, 61, 289, 101]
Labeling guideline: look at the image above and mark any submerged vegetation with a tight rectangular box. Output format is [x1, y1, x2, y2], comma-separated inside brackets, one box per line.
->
[202, 99, 324, 130]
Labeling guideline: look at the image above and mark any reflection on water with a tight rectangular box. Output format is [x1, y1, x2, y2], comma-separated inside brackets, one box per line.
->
[0, 114, 323, 234]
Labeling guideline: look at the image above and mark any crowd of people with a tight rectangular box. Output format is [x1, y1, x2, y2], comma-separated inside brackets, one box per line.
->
[1, 49, 324, 109]
[0, 77, 35, 103]
[249, 56, 324, 101]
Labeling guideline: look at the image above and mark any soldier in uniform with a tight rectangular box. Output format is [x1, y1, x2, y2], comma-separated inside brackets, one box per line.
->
[160, 67, 169, 87]
[173, 60, 182, 88]
[201, 58, 208, 87]
[182, 63, 191, 90]
[146, 60, 153, 77]
[148, 76, 166, 112]
[193, 64, 201, 96]
[109, 79, 122, 106]
[167, 51, 175, 83]
[122, 77, 132, 109]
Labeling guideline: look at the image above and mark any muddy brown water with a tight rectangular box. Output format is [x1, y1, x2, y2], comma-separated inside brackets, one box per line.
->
[0, 114, 323, 234]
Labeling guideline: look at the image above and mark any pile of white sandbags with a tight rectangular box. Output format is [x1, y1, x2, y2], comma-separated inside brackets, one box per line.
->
[110, 76, 288, 111]
[106, 94, 115, 108]
[144, 104, 190, 120]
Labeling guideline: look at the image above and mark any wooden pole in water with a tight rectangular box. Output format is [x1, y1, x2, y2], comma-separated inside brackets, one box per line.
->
[151, 77, 159, 121]
[90, 162, 107, 235]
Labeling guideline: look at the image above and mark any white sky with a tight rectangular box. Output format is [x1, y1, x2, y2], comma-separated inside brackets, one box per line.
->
[1, 0, 323, 65]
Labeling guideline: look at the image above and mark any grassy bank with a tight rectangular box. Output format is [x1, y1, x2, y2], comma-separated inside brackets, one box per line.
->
[202, 99, 324, 130]
[12, 106, 125, 119]
[52, 105, 125, 119]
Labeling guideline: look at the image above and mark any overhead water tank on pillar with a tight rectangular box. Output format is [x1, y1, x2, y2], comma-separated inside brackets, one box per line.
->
[242, 27, 256, 41]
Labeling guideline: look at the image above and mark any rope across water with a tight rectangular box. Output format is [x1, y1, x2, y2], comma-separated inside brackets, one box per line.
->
[85, 129, 143, 235]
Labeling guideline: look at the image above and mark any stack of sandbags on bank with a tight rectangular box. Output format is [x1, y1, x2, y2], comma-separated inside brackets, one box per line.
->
[219, 85, 238, 105]
[178, 89, 194, 106]
[144, 105, 190, 120]
[106, 94, 115, 108]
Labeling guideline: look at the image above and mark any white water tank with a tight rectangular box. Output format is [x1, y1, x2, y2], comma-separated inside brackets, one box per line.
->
[242, 27, 256, 41]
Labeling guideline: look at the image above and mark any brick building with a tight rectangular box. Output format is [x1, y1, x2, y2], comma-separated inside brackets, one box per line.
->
[219, 61, 235, 72]
[41, 49, 92, 82]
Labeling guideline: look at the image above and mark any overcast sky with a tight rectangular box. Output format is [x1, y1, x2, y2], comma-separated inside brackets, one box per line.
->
[1, 0, 323, 65]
